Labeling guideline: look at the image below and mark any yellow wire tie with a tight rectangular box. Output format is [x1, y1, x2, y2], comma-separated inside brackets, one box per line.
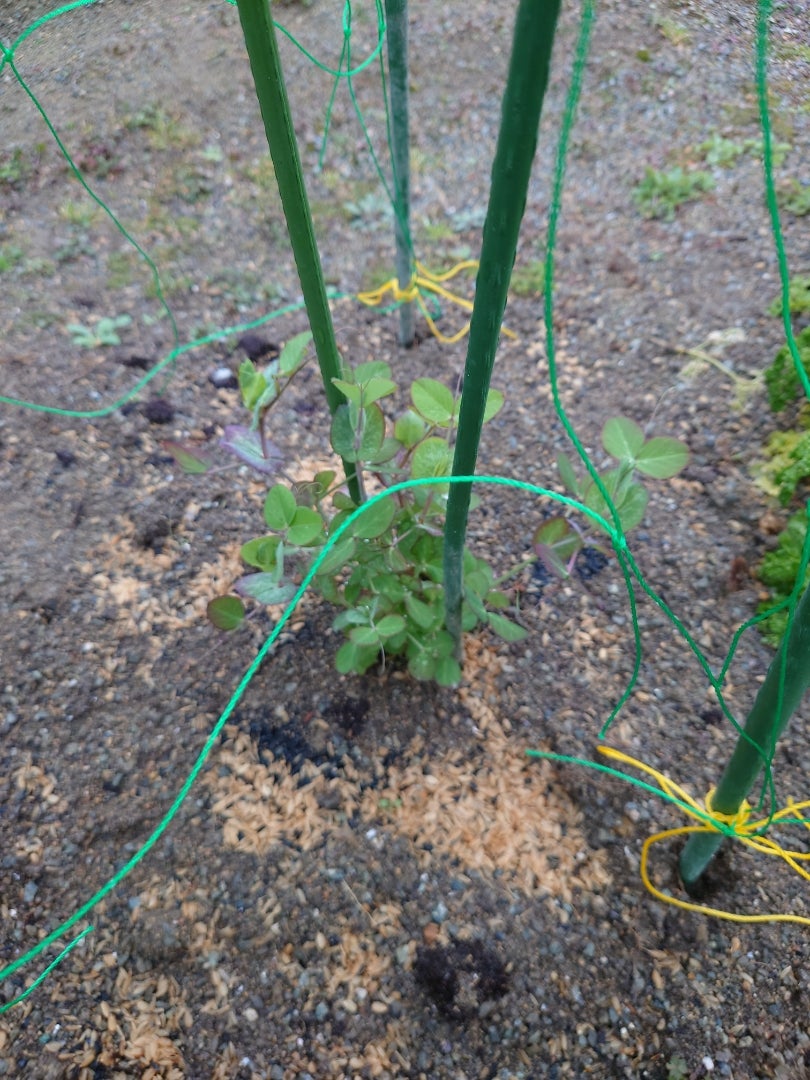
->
[596, 745, 810, 926]
[357, 259, 517, 344]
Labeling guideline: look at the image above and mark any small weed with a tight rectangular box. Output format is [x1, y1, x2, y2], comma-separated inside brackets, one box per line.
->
[67, 315, 132, 348]
[0, 146, 41, 188]
[59, 199, 99, 228]
[777, 179, 810, 217]
[697, 130, 792, 170]
[124, 104, 199, 151]
[654, 16, 691, 46]
[633, 166, 714, 220]
[422, 220, 455, 243]
[666, 1056, 689, 1080]
[763, 326, 810, 412]
[0, 244, 24, 272]
[533, 416, 689, 580]
[756, 511, 810, 647]
[106, 251, 137, 290]
[510, 259, 545, 297]
[768, 275, 810, 318]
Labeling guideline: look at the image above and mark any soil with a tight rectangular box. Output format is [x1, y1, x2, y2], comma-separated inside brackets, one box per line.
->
[1, 1, 810, 1078]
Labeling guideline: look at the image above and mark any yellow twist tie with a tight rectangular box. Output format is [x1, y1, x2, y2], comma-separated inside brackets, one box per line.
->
[357, 259, 518, 345]
[597, 745, 810, 926]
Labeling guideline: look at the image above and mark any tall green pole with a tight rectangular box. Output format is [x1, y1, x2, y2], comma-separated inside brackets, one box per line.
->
[235, 0, 362, 504]
[680, 579, 810, 886]
[443, 0, 561, 654]
[384, 0, 414, 347]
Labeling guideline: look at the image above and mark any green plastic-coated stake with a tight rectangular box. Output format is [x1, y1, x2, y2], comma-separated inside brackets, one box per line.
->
[383, 0, 414, 347]
[443, 0, 561, 655]
[235, 0, 363, 504]
[680, 578, 810, 887]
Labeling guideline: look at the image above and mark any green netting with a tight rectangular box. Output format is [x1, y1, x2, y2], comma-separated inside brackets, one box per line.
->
[0, 0, 808, 1010]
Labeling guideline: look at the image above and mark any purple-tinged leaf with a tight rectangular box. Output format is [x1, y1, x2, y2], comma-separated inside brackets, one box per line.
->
[162, 440, 213, 475]
[220, 425, 283, 474]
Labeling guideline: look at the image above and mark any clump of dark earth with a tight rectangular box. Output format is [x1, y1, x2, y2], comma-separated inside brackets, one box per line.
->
[414, 939, 509, 1016]
[141, 397, 176, 424]
[237, 333, 278, 361]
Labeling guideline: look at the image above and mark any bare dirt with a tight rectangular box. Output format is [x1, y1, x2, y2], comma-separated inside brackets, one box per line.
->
[1, 1, 810, 1078]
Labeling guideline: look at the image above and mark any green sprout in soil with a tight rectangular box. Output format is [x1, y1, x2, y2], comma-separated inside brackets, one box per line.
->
[67, 314, 132, 348]
[777, 179, 810, 217]
[205, 338, 521, 686]
[632, 166, 714, 220]
[509, 258, 546, 297]
[533, 416, 689, 578]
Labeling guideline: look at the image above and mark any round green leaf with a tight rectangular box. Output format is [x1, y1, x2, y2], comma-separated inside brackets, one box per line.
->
[264, 484, 297, 529]
[350, 625, 381, 647]
[482, 388, 505, 423]
[602, 417, 645, 461]
[411, 436, 453, 480]
[375, 614, 406, 639]
[241, 535, 282, 571]
[635, 437, 689, 479]
[352, 496, 396, 539]
[411, 377, 455, 426]
[207, 595, 245, 631]
[287, 506, 325, 546]
[330, 402, 386, 462]
[316, 537, 356, 575]
[394, 410, 427, 448]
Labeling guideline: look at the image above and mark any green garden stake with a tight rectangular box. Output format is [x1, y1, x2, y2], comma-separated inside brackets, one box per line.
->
[384, 0, 414, 348]
[680, 576, 810, 887]
[235, 0, 363, 504]
[443, 0, 561, 656]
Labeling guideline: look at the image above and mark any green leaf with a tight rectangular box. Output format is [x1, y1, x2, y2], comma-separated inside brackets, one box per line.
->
[287, 506, 324, 546]
[350, 625, 381, 647]
[264, 484, 297, 529]
[316, 537, 356, 575]
[355, 360, 391, 383]
[482, 387, 505, 423]
[487, 611, 528, 642]
[368, 437, 401, 465]
[602, 416, 645, 461]
[556, 452, 581, 497]
[235, 573, 296, 605]
[238, 358, 266, 410]
[434, 656, 462, 687]
[408, 650, 437, 681]
[404, 593, 439, 630]
[313, 470, 336, 498]
[336, 640, 378, 675]
[613, 482, 649, 532]
[394, 410, 427, 448]
[332, 378, 362, 407]
[411, 436, 453, 480]
[333, 491, 356, 511]
[635, 437, 689, 478]
[330, 401, 386, 462]
[240, 535, 282, 571]
[278, 330, 312, 375]
[207, 595, 245, 630]
[375, 614, 407, 639]
[360, 376, 397, 404]
[351, 496, 396, 539]
[411, 377, 455, 426]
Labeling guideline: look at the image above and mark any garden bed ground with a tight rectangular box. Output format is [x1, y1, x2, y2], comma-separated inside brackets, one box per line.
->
[1, 0, 810, 1077]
